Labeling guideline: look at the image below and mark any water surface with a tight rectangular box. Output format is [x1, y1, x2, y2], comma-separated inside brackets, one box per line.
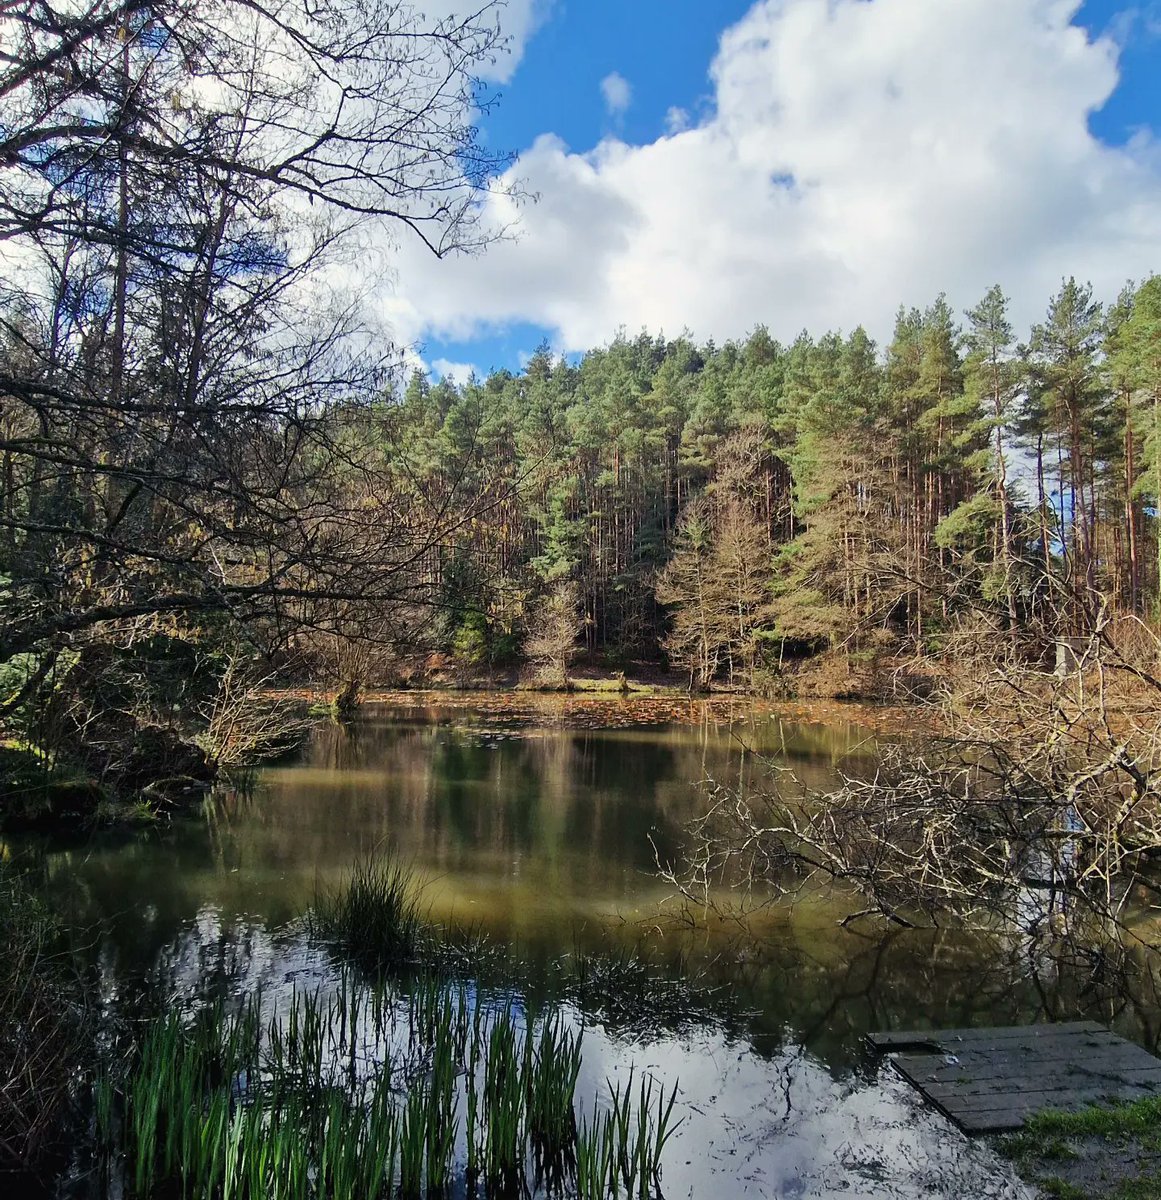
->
[35, 694, 1158, 1198]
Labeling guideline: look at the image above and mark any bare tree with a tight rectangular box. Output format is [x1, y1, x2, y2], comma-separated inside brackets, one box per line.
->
[0, 0, 517, 768]
[524, 580, 582, 689]
[663, 597, 1161, 952]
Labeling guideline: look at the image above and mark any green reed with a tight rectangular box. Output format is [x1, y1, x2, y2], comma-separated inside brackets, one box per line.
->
[527, 1014, 583, 1159]
[311, 856, 425, 972]
[605, 1067, 683, 1199]
[95, 971, 679, 1199]
[575, 1108, 618, 1200]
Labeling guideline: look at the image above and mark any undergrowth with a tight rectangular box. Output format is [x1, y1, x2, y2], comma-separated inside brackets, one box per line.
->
[0, 866, 89, 1177]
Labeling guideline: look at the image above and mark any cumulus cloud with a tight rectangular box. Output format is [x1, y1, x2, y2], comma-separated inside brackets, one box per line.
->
[384, 0, 1161, 352]
[430, 358, 482, 383]
[664, 106, 691, 134]
[600, 71, 633, 117]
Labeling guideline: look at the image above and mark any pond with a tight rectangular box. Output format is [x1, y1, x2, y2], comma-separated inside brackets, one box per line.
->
[28, 695, 1161, 1198]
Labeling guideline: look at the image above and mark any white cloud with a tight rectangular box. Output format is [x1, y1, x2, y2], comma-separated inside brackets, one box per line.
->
[600, 71, 633, 117]
[430, 357, 482, 383]
[486, 0, 554, 82]
[665, 105, 691, 134]
[384, 0, 1161, 353]
[423, 0, 553, 82]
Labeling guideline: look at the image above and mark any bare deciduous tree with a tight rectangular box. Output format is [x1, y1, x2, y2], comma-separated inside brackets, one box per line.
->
[0, 0, 517, 768]
[524, 580, 582, 689]
[663, 599, 1161, 953]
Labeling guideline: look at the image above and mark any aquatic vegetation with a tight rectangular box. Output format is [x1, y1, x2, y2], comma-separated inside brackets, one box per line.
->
[565, 945, 731, 1035]
[310, 856, 426, 971]
[311, 854, 734, 1046]
[94, 976, 679, 1199]
[607, 1069, 682, 1199]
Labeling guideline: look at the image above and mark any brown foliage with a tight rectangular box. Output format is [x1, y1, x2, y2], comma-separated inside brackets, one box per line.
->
[0, 874, 88, 1174]
[665, 602, 1161, 946]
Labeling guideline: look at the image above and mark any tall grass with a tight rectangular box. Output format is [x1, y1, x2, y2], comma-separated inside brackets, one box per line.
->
[95, 975, 680, 1199]
[310, 856, 425, 972]
[0, 866, 89, 1174]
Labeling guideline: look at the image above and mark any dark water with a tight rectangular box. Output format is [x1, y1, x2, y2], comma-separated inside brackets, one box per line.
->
[23, 695, 1161, 1198]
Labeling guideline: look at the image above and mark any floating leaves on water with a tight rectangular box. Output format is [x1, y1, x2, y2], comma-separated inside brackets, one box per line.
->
[267, 687, 908, 739]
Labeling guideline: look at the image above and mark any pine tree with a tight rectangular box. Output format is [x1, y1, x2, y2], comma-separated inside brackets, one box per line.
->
[1115, 277, 1161, 610]
[960, 284, 1021, 637]
[1028, 279, 1108, 609]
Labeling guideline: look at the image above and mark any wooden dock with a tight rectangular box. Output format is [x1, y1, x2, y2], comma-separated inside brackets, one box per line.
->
[867, 1020, 1161, 1133]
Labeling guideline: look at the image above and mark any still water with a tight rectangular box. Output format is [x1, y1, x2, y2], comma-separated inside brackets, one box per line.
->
[37, 694, 1161, 1198]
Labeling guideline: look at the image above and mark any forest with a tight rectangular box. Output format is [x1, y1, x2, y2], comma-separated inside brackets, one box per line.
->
[1, 0, 1160, 813]
[7, 3, 1161, 1199]
[386, 276, 1161, 691]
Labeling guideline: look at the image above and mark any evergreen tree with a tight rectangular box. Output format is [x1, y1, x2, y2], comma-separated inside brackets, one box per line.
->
[959, 284, 1021, 636]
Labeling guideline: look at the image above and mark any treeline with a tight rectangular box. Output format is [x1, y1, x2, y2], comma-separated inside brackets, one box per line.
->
[2, 0, 1160, 816]
[0, 0, 510, 808]
[392, 277, 1161, 687]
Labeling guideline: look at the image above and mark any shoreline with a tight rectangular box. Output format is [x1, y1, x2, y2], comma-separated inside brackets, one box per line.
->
[264, 682, 916, 735]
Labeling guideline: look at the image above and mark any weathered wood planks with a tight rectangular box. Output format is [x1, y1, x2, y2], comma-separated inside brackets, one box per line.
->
[867, 1021, 1161, 1133]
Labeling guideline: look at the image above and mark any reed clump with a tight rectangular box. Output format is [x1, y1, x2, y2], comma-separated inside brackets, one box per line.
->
[95, 976, 681, 1198]
[310, 857, 426, 972]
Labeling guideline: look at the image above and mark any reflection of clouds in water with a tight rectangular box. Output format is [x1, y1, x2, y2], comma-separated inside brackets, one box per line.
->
[145, 912, 1027, 1199]
[150, 909, 330, 1012]
[577, 1027, 1027, 1198]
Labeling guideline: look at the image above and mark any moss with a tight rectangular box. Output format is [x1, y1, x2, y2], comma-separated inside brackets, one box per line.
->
[1111, 1172, 1161, 1200]
[0, 745, 107, 832]
[1039, 1179, 1090, 1200]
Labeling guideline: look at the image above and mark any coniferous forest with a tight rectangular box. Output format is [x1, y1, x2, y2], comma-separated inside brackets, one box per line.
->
[384, 277, 1161, 690]
[8, 4, 1161, 1198]
[2, 0, 1161, 812]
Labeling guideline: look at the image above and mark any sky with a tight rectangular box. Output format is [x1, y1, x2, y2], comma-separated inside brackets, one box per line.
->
[384, 0, 1161, 383]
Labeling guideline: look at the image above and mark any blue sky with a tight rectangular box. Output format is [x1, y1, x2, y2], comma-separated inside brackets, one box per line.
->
[400, 0, 1161, 383]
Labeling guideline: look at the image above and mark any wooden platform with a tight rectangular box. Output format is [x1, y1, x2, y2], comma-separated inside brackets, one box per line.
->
[867, 1020, 1161, 1133]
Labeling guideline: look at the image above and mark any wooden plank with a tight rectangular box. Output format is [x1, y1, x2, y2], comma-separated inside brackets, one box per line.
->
[924, 1088, 1160, 1134]
[892, 1045, 1156, 1085]
[910, 1067, 1161, 1103]
[867, 1021, 1161, 1135]
[925, 1076, 1161, 1103]
[867, 1021, 1106, 1050]
[920, 1066, 1161, 1101]
[941, 1093, 1160, 1134]
[891, 1031, 1126, 1058]
[942, 1084, 1161, 1116]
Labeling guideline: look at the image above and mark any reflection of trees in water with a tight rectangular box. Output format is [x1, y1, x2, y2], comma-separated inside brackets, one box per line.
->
[82, 903, 1161, 1093]
[40, 706, 1161, 1080]
[309, 718, 366, 772]
[244, 713, 890, 899]
[277, 721, 703, 870]
[724, 918, 1161, 1070]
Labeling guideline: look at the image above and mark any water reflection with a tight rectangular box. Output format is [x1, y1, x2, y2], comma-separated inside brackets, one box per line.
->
[23, 697, 1161, 1197]
[39, 701, 879, 979]
[133, 911, 1030, 1200]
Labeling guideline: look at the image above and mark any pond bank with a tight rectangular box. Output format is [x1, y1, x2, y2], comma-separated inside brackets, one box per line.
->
[1000, 1097, 1161, 1199]
[267, 685, 914, 736]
